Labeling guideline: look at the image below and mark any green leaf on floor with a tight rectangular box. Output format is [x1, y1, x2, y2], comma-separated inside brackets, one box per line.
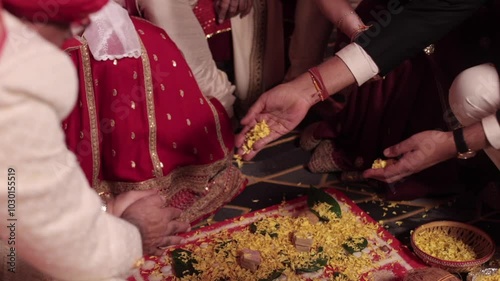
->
[172, 249, 201, 278]
[307, 187, 342, 221]
[342, 237, 368, 254]
[258, 269, 285, 281]
[296, 246, 329, 273]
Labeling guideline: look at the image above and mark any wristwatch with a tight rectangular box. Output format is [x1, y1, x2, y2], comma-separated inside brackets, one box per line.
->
[453, 127, 476, 159]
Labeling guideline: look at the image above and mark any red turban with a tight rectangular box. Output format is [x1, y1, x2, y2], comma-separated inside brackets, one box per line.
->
[4, 0, 108, 24]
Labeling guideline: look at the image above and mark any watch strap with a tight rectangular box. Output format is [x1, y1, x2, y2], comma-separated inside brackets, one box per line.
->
[453, 127, 469, 153]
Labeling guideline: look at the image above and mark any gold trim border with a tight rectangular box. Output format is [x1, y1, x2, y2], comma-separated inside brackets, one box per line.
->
[80, 42, 102, 190]
[140, 40, 163, 178]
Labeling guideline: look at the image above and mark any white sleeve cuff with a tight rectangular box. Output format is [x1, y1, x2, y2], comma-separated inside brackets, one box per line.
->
[335, 42, 380, 86]
[482, 114, 500, 149]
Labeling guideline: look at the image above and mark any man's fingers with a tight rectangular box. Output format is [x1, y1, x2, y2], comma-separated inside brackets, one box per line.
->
[216, 0, 230, 23]
[363, 161, 412, 183]
[384, 137, 414, 158]
[164, 220, 191, 236]
[161, 207, 183, 221]
[140, 194, 166, 207]
[240, 0, 252, 17]
[156, 235, 185, 250]
[235, 121, 256, 148]
[124, 189, 157, 202]
[228, 0, 238, 17]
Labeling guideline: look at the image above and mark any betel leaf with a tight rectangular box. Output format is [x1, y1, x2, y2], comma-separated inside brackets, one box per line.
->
[258, 269, 285, 281]
[307, 187, 342, 221]
[278, 250, 291, 266]
[215, 239, 237, 258]
[342, 237, 368, 254]
[171, 249, 200, 278]
[249, 220, 280, 238]
[296, 247, 329, 273]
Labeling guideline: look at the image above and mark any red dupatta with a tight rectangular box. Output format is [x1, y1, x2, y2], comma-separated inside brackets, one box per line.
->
[62, 17, 246, 223]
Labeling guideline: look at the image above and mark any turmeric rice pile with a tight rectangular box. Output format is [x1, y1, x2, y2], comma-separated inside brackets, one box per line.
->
[413, 229, 477, 261]
[162, 202, 393, 280]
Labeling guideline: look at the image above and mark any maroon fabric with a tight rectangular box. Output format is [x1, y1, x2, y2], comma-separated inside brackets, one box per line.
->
[304, 0, 498, 199]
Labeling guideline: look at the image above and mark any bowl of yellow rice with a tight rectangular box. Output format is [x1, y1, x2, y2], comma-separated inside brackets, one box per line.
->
[411, 221, 495, 272]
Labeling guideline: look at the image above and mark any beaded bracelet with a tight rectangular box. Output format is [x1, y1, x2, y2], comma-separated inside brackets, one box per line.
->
[308, 67, 330, 103]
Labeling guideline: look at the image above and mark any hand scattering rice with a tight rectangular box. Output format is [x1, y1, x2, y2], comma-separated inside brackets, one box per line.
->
[413, 229, 477, 261]
[234, 120, 271, 168]
[242, 120, 271, 154]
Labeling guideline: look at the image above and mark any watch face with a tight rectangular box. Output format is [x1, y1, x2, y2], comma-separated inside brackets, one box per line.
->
[457, 150, 477, 160]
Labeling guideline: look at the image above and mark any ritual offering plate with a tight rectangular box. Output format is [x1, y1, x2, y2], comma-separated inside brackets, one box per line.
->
[128, 188, 425, 281]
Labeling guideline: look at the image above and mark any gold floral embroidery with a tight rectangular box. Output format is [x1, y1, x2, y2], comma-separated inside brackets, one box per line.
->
[112, 89, 118, 96]
[131, 161, 136, 168]
[112, 149, 116, 157]
[137, 29, 145, 35]
[153, 54, 158, 61]
[172, 60, 177, 67]
[160, 84, 165, 91]
[131, 101, 136, 109]
[186, 119, 191, 126]
[110, 119, 115, 127]
[167, 113, 172, 120]
[200, 98, 204, 105]
[133, 71, 138, 80]
[113, 59, 118, 66]
[80, 131, 84, 139]
[180, 89, 184, 97]
[160, 33, 166, 40]
[100, 156, 246, 223]
[131, 132, 136, 140]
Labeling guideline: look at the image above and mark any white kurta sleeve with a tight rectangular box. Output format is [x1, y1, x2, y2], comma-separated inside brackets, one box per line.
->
[0, 12, 142, 281]
[482, 113, 500, 149]
[335, 42, 380, 86]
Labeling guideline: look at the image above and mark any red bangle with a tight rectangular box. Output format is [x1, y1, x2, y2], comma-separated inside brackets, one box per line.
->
[308, 67, 330, 102]
[350, 24, 371, 42]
